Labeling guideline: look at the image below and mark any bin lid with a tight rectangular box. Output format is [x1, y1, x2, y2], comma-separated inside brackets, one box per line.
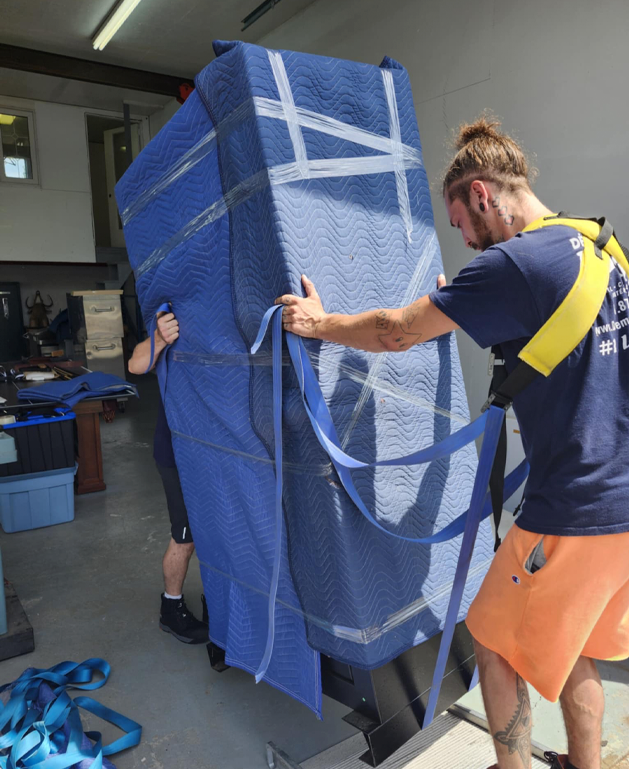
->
[4, 408, 76, 429]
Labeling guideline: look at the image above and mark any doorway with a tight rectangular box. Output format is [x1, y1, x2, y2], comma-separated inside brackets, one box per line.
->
[86, 114, 141, 248]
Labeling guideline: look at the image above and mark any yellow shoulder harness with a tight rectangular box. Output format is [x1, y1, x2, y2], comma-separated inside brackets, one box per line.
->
[519, 215, 629, 377]
[484, 214, 628, 413]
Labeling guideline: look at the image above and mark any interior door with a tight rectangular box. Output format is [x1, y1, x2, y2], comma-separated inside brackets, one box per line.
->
[104, 124, 141, 247]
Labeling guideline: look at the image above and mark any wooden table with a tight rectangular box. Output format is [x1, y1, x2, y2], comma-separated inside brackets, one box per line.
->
[0, 365, 127, 494]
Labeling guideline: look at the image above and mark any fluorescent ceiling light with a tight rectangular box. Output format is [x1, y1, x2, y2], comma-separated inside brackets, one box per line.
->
[242, 0, 282, 31]
[0, 114, 16, 126]
[92, 0, 144, 51]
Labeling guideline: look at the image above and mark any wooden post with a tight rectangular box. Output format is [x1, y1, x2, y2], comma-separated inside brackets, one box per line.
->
[74, 400, 106, 494]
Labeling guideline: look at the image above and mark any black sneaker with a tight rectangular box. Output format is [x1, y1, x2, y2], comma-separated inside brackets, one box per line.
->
[487, 755, 570, 769]
[159, 594, 208, 644]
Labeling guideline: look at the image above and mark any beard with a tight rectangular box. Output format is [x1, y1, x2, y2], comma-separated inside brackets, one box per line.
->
[468, 207, 502, 251]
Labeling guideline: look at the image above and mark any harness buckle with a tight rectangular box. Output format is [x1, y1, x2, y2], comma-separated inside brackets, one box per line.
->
[487, 353, 505, 377]
[481, 393, 495, 413]
[481, 391, 512, 413]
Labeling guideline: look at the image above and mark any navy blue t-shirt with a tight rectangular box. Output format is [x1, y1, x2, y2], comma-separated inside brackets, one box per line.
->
[430, 224, 629, 536]
[154, 394, 176, 468]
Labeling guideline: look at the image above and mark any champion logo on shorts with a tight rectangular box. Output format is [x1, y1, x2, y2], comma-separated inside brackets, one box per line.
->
[512, 575, 521, 585]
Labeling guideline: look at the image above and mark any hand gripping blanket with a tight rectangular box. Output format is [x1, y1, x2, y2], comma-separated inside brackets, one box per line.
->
[116, 40, 495, 716]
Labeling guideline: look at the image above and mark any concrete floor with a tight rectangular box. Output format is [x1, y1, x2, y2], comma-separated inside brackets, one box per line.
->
[5, 375, 617, 769]
[0, 375, 358, 769]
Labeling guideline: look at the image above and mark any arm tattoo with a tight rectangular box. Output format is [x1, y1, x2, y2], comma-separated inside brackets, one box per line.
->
[378, 321, 422, 350]
[401, 303, 419, 331]
[375, 310, 391, 330]
[493, 675, 532, 768]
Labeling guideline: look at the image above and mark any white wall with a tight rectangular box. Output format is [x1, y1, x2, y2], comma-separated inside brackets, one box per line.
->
[0, 96, 97, 263]
[0, 95, 151, 264]
[259, 0, 629, 412]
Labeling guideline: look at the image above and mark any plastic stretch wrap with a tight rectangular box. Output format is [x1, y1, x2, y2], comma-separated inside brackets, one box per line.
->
[116, 40, 494, 715]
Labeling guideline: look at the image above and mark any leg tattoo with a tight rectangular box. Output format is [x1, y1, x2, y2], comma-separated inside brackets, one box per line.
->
[493, 675, 532, 767]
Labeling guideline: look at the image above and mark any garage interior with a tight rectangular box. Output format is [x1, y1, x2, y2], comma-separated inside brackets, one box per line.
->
[0, 1, 628, 768]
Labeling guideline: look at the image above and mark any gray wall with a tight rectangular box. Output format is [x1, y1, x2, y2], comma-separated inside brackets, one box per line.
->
[260, 0, 629, 412]
[0, 95, 96, 262]
[3, 263, 112, 326]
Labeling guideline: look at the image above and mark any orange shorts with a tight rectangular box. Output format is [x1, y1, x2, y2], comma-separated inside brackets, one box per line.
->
[466, 523, 629, 702]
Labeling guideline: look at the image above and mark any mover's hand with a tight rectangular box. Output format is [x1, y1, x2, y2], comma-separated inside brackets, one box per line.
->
[156, 312, 180, 345]
[276, 275, 326, 339]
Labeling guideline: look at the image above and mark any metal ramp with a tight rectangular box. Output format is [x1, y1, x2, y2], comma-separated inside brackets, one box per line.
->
[269, 656, 629, 769]
[268, 712, 548, 769]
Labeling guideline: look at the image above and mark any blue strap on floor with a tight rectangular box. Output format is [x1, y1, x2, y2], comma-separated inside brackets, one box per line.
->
[251, 304, 528, 700]
[74, 698, 142, 757]
[0, 659, 141, 769]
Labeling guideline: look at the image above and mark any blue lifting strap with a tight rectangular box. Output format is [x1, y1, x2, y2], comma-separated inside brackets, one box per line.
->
[255, 308, 285, 683]
[0, 659, 142, 769]
[250, 304, 529, 701]
[145, 302, 172, 374]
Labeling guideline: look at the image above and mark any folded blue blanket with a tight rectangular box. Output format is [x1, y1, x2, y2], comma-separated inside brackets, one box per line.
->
[17, 372, 138, 408]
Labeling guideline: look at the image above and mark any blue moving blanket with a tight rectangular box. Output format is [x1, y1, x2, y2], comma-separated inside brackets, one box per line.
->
[116, 40, 493, 715]
[17, 373, 138, 408]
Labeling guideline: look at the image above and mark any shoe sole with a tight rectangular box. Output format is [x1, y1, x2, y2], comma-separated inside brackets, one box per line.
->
[159, 622, 207, 645]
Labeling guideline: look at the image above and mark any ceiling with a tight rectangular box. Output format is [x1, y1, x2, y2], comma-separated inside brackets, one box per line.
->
[0, 0, 319, 78]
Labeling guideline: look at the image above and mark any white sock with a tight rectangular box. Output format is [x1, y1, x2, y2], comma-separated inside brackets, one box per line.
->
[164, 592, 182, 600]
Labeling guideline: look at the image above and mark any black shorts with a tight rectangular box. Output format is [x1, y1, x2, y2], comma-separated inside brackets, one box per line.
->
[156, 463, 193, 544]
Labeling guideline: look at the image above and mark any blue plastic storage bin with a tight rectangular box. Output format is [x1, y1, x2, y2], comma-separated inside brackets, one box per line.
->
[0, 463, 77, 533]
[0, 409, 76, 477]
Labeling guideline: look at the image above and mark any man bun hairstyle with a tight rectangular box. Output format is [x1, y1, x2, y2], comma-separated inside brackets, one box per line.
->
[443, 113, 536, 205]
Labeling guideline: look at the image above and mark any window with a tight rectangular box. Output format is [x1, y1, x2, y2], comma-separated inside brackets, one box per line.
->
[0, 109, 38, 183]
